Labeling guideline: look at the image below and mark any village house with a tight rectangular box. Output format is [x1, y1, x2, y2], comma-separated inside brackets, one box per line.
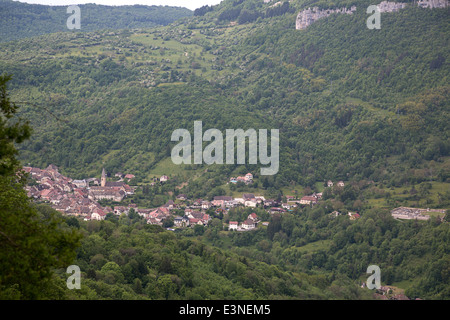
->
[40, 188, 56, 201]
[244, 199, 257, 207]
[113, 206, 129, 215]
[227, 199, 241, 208]
[136, 208, 152, 219]
[160, 175, 169, 182]
[186, 211, 204, 220]
[242, 193, 257, 207]
[229, 172, 253, 184]
[163, 200, 175, 210]
[189, 218, 203, 226]
[26, 185, 40, 199]
[201, 201, 211, 210]
[202, 213, 211, 225]
[241, 219, 256, 230]
[248, 213, 258, 222]
[50, 194, 64, 205]
[348, 212, 360, 220]
[184, 211, 210, 225]
[88, 187, 126, 202]
[270, 207, 286, 214]
[299, 195, 318, 205]
[390, 207, 441, 220]
[72, 179, 88, 188]
[123, 184, 135, 195]
[330, 211, 341, 218]
[327, 180, 334, 187]
[212, 196, 233, 207]
[146, 207, 170, 225]
[233, 197, 244, 205]
[90, 209, 107, 221]
[176, 194, 187, 201]
[78, 206, 91, 217]
[263, 199, 276, 208]
[147, 217, 163, 226]
[282, 203, 291, 210]
[174, 216, 190, 227]
[228, 221, 238, 230]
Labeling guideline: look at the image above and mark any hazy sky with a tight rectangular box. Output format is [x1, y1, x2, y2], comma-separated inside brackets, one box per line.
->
[14, 0, 224, 10]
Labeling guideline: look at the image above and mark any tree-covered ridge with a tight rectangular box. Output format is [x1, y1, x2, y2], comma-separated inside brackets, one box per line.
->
[58, 215, 374, 300]
[0, 2, 447, 192]
[0, 0, 192, 42]
[43, 200, 448, 300]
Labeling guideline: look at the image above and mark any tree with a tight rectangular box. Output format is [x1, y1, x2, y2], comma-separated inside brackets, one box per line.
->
[194, 224, 205, 236]
[100, 261, 124, 284]
[156, 274, 177, 299]
[0, 74, 82, 299]
[0, 74, 31, 176]
[267, 214, 282, 241]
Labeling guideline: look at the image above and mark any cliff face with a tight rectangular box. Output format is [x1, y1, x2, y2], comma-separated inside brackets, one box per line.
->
[376, 0, 449, 12]
[417, 0, 449, 8]
[295, 6, 357, 30]
[295, 0, 449, 30]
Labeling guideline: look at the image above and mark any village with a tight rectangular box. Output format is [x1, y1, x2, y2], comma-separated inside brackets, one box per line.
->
[22, 165, 351, 230]
[23, 165, 136, 220]
[24, 165, 445, 232]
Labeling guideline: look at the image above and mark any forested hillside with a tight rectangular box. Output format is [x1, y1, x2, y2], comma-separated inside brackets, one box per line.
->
[1, 0, 448, 190]
[54, 205, 448, 300]
[0, 0, 449, 301]
[0, 0, 193, 42]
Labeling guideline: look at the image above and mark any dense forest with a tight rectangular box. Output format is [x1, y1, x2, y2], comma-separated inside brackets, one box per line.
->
[0, 1, 447, 191]
[44, 205, 448, 300]
[0, 0, 449, 300]
[0, 0, 193, 42]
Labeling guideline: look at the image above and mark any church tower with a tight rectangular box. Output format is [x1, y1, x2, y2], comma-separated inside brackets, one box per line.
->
[101, 168, 107, 187]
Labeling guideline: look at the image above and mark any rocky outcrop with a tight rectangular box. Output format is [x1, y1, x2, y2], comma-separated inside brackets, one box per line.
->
[295, 6, 357, 30]
[296, 0, 449, 30]
[417, 0, 449, 8]
[376, 1, 407, 12]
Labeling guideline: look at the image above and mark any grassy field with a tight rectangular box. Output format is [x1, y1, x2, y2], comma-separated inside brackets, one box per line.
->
[295, 239, 332, 254]
[367, 180, 449, 212]
[145, 157, 198, 181]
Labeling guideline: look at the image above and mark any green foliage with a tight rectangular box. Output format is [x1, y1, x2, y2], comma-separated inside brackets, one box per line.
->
[61, 215, 375, 300]
[0, 0, 449, 300]
[0, 0, 193, 42]
[0, 3, 447, 191]
[36, 200, 448, 300]
[0, 74, 31, 176]
[0, 75, 82, 299]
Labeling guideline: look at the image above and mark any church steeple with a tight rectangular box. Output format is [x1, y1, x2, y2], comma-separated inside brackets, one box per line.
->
[101, 168, 107, 187]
